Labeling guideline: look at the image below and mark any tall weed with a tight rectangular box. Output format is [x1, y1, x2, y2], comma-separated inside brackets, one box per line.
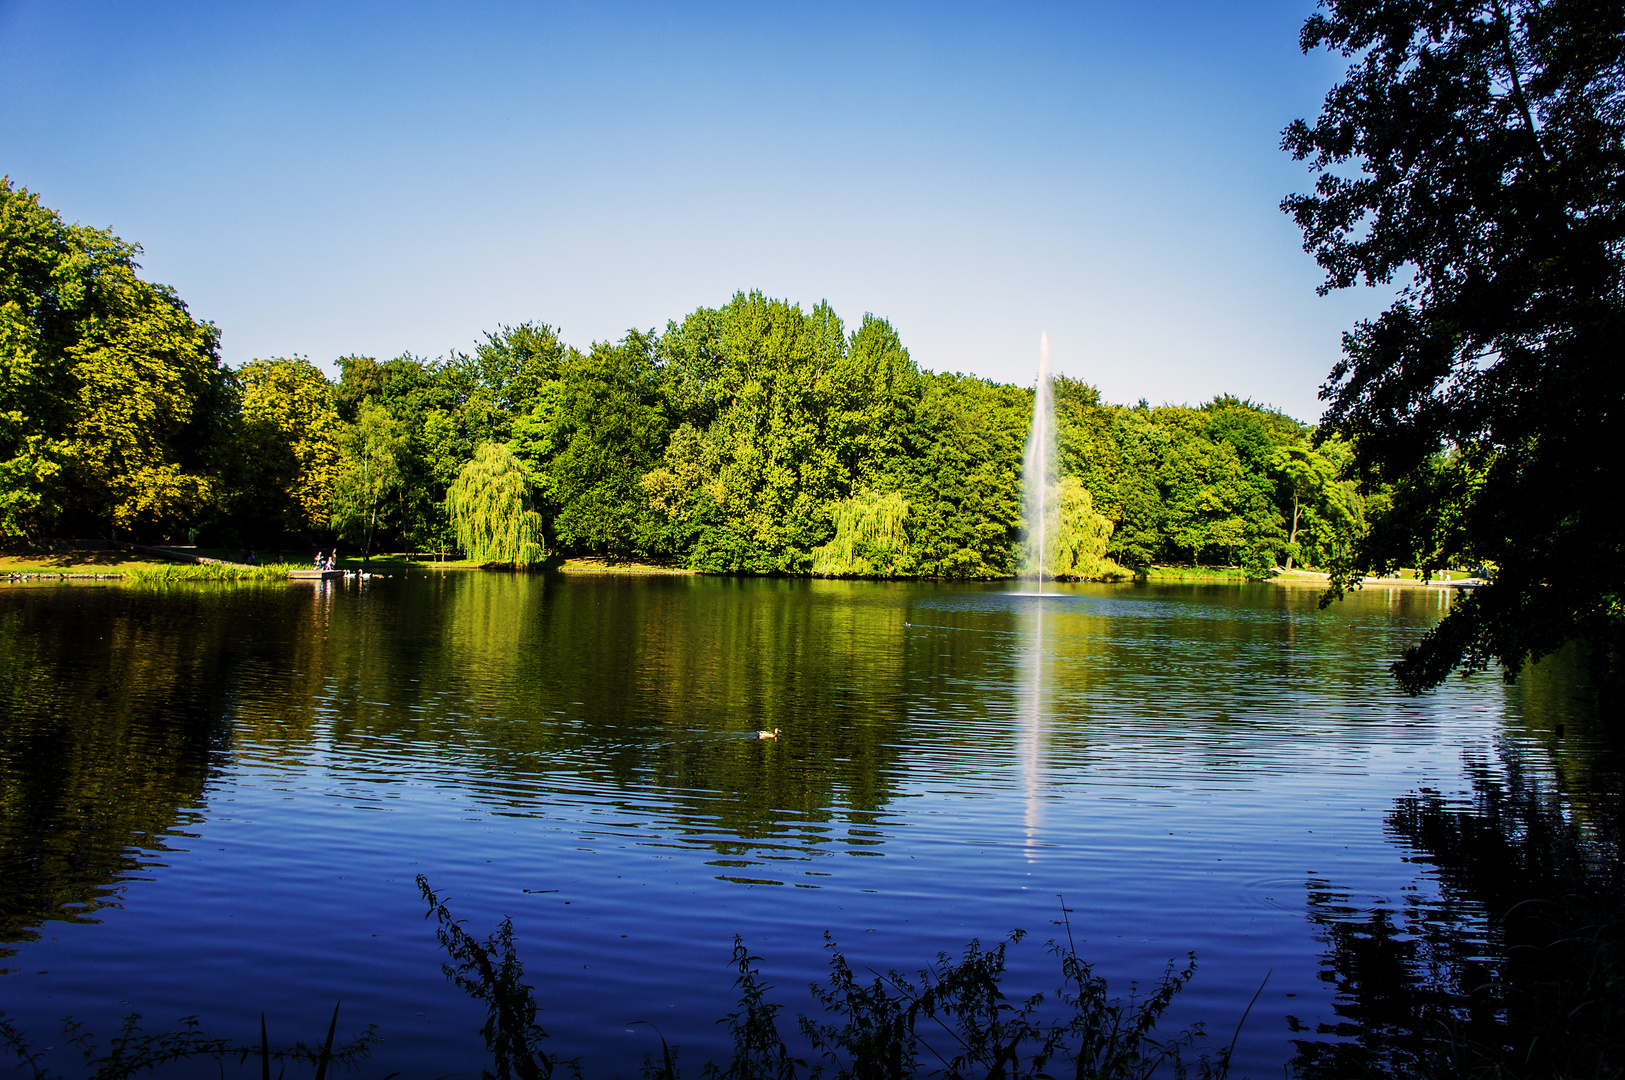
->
[418, 878, 1228, 1080]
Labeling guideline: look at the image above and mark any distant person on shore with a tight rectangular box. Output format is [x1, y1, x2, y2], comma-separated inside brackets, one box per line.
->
[246, 545, 256, 566]
[313, 551, 323, 570]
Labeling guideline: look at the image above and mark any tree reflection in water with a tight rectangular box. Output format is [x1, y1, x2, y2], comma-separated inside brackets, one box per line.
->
[1291, 743, 1623, 1079]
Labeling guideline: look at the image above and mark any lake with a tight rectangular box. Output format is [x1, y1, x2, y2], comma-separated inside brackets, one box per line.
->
[0, 574, 1595, 1076]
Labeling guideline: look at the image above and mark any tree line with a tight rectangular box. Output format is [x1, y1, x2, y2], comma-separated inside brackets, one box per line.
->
[2, 178, 1366, 577]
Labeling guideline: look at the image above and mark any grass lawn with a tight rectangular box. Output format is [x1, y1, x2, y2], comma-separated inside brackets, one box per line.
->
[555, 555, 692, 574]
[0, 550, 171, 574]
[3, 547, 303, 580]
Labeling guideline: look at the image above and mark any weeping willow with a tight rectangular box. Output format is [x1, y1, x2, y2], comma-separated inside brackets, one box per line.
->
[446, 443, 546, 566]
[811, 489, 910, 577]
[1038, 477, 1123, 581]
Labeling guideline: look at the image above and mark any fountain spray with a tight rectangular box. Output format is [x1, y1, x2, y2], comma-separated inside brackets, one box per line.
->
[1022, 333, 1054, 592]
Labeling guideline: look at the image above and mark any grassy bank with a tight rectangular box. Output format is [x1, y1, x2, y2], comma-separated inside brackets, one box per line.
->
[0, 549, 172, 575]
[313, 552, 692, 573]
[1, 549, 302, 581]
[555, 555, 693, 574]
[1136, 565, 1252, 583]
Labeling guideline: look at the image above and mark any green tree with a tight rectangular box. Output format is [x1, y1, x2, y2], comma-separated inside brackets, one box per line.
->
[651, 292, 851, 572]
[1269, 437, 1364, 571]
[1293, 435, 1367, 571]
[1102, 407, 1172, 567]
[331, 401, 407, 564]
[0, 182, 72, 537]
[886, 373, 1028, 578]
[446, 443, 545, 566]
[510, 330, 669, 556]
[234, 357, 342, 533]
[1159, 424, 1251, 566]
[443, 323, 568, 449]
[333, 352, 493, 556]
[828, 314, 919, 487]
[0, 179, 223, 538]
[1285, 0, 1625, 692]
[810, 489, 911, 577]
[1042, 477, 1120, 580]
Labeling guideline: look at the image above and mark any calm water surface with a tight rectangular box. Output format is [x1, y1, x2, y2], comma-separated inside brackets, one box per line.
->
[0, 574, 1596, 1075]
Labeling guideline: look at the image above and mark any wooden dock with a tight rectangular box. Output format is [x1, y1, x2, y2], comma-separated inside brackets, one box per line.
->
[287, 569, 345, 581]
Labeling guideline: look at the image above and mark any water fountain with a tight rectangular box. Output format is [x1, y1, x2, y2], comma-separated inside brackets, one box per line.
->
[1022, 333, 1055, 591]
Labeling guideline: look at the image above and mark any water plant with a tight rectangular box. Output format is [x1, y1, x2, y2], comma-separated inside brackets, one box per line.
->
[0, 1002, 380, 1080]
[418, 875, 564, 1080]
[417, 876, 1228, 1079]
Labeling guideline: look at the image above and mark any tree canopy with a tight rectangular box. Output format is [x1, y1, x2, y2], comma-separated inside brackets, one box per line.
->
[1285, 0, 1625, 693]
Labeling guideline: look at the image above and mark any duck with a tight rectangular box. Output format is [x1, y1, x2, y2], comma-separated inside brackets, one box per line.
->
[756, 728, 782, 740]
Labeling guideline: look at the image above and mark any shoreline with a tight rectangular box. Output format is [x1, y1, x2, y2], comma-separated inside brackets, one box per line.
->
[0, 550, 1483, 588]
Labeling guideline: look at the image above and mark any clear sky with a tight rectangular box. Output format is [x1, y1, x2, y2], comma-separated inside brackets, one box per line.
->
[0, 0, 1387, 421]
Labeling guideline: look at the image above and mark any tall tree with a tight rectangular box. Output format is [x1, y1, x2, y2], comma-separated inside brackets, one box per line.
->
[887, 373, 1029, 578]
[1285, 0, 1625, 692]
[1042, 477, 1119, 580]
[829, 314, 919, 487]
[334, 353, 465, 554]
[1, 179, 223, 538]
[444, 323, 569, 448]
[0, 181, 73, 537]
[331, 401, 407, 564]
[1269, 439, 1359, 571]
[651, 292, 850, 572]
[235, 357, 342, 534]
[510, 330, 668, 556]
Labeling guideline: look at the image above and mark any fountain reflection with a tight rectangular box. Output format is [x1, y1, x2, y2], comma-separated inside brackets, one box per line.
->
[1019, 596, 1047, 859]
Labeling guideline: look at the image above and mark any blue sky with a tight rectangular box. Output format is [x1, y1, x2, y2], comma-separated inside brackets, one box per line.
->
[1, 1, 1383, 421]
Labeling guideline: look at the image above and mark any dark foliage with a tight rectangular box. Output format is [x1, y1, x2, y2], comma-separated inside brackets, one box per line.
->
[0, 1004, 379, 1080]
[418, 875, 563, 1080]
[1285, 0, 1625, 693]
